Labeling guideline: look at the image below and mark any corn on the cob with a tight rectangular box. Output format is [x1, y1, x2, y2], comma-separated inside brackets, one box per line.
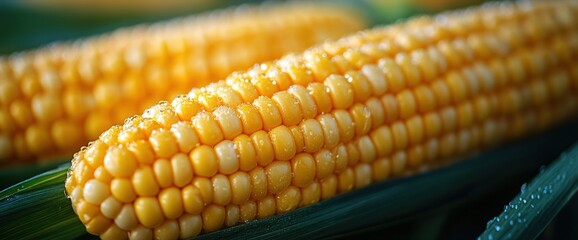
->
[0, 2, 365, 164]
[66, 1, 578, 239]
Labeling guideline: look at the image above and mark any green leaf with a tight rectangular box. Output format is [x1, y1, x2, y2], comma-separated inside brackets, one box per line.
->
[478, 141, 578, 240]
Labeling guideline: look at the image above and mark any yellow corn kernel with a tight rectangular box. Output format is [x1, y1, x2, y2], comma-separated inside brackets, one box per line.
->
[67, 2, 578, 238]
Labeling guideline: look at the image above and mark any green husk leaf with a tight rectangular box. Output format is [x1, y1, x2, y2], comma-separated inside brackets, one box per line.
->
[478, 141, 578, 240]
[3, 121, 575, 240]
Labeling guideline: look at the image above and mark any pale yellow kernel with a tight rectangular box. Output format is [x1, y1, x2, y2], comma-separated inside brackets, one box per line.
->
[396, 53, 422, 87]
[172, 97, 203, 121]
[412, 49, 439, 81]
[381, 94, 399, 123]
[148, 129, 178, 159]
[354, 163, 372, 189]
[299, 119, 324, 153]
[361, 64, 388, 96]
[287, 85, 318, 119]
[276, 186, 301, 214]
[439, 133, 457, 158]
[378, 58, 406, 93]
[192, 112, 224, 146]
[9, 100, 33, 128]
[265, 157, 293, 193]
[153, 219, 179, 240]
[239, 201, 257, 222]
[272, 91, 303, 126]
[84, 140, 108, 168]
[213, 140, 239, 175]
[445, 71, 469, 103]
[132, 166, 160, 197]
[290, 126, 304, 154]
[462, 67, 480, 96]
[130, 225, 153, 240]
[117, 126, 146, 144]
[356, 136, 376, 163]
[423, 112, 442, 138]
[25, 125, 53, 155]
[269, 126, 297, 161]
[308, 82, 333, 114]
[391, 151, 407, 176]
[343, 48, 372, 68]
[214, 86, 243, 108]
[332, 144, 348, 173]
[318, 114, 340, 149]
[76, 200, 100, 223]
[440, 107, 457, 133]
[457, 102, 474, 129]
[391, 121, 409, 151]
[229, 78, 260, 102]
[193, 177, 213, 205]
[88, 162, 110, 183]
[397, 90, 417, 120]
[233, 135, 257, 171]
[338, 168, 355, 193]
[257, 196, 276, 219]
[170, 153, 193, 188]
[83, 179, 110, 205]
[153, 159, 173, 188]
[136, 118, 161, 138]
[115, 204, 138, 231]
[181, 185, 204, 215]
[101, 196, 122, 219]
[213, 106, 243, 140]
[369, 126, 392, 158]
[373, 158, 391, 181]
[506, 54, 527, 84]
[406, 115, 425, 145]
[251, 130, 275, 166]
[291, 153, 316, 188]
[332, 110, 355, 143]
[178, 214, 202, 239]
[159, 187, 184, 220]
[104, 146, 138, 177]
[345, 70, 372, 103]
[190, 145, 218, 178]
[320, 174, 337, 200]
[424, 138, 439, 162]
[31, 93, 62, 123]
[365, 98, 385, 130]
[170, 122, 199, 153]
[212, 174, 232, 206]
[304, 49, 338, 81]
[408, 145, 425, 167]
[300, 182, 321, 207]
[413, 85, 437, 113]
[430, 80, 451, 107]
[0, 81, 19, 105]
[250, 167, 268, 200]
[134, 197, 164, 228]
[349, 104, 372, 137]
[315, 149, 335, 180]
[253, 96, 282, 131]
[73, 160, 94, 186]
[224, 205, 240, 227]
[111, 179, 137, 203]
[252, 75, 279, 98]
[195, 92, 223, 111]
[227, 172, 250, 205]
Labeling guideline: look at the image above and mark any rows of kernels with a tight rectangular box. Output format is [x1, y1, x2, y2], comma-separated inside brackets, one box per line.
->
[66, 2, 578, 239]
[0, 2, 365, 164]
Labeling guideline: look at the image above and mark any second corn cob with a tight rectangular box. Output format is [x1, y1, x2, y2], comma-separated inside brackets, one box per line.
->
[66, 1, 578, 239]
[0, 2, 365, 164]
